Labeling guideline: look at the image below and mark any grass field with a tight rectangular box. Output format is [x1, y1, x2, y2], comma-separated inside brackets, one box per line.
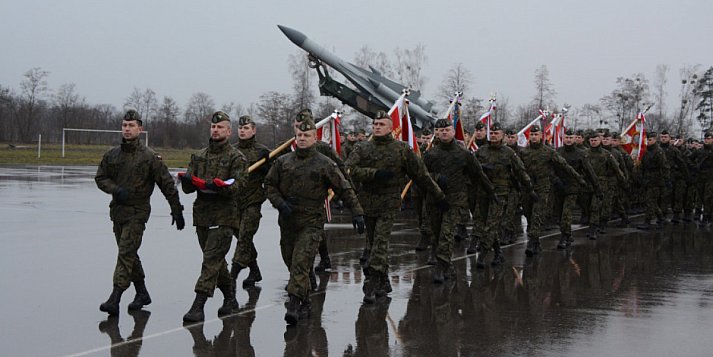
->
[0, 142, 193, 168]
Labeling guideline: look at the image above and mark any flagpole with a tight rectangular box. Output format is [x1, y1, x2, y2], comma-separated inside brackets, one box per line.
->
[248, 115, 333, 173]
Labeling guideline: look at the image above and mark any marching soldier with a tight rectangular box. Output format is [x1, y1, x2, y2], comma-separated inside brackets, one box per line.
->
[693, 131, 713, 226]
[181, 111, 248, 322]
[602, 132, 630, 226]
[345, 110, 447, 303]
[503, 127, 524, 244]
[659, 130, 689, 223]
[636, 131, 671, 230]
[414, 128, 435, 251]
[586, 133, 625, 239]
[265, 116, 364, 324]
[96, 109, 185, 315]
[467, 121, 490, 251]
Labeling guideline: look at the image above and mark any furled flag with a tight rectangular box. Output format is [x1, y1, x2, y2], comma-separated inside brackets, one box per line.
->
[319, 111, 342, 156]
[621, 112, 647, 162]
[479, 97, 497, 140]
[544, 114, 565, 148]
[517, 114, 545, 147]
[388, 92, 420, 154]
[449, 95, 466, 142]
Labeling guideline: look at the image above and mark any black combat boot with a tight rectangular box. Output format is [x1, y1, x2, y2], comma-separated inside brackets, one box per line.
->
[432, 260, 445, 284]
[183, 292, 209, 322]
[217, 284, 239, 317]
[587, 225, 599, 240]
[362, 272, 377, 304]
[466, 236, 480, 254]
[315, 256, 331, 273]
[491, 242, 505, 266]
[656, 217, 667, 229]
[476, 250, 489, 269]
[557, 235, 568, 250]
[284, 294, 300, 325]
[230, 263, 244, 286]
[506, 231, 517, 245]
[376, 272, 392, 297]
[636, 220, 652, 230]
[671, 213, 681, 224]
[683, 211, 692, 222]
[127, 280, 152, 310]
[100, 285, 125, 316]
[242, 260, 262, 287]
[700, 216, 711, 228]
[359, 247, 370, 267]
[566, 234, 574, 247]
[695, 209, 703, 221]
[455, 224, 468, 242]
[415, 231, 430, 251]
[298, 297, 311, 320]
[427, 243, 437, 265]
[620, 214, 631, 226]
[525, 237, 539, 257]
[597, 223, 607, 234]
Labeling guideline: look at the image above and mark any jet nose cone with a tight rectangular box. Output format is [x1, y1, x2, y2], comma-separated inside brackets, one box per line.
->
[277, 25, 307, 47]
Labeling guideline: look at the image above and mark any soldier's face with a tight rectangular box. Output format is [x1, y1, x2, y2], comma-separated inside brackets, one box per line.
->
[238, 124, 256, 140]
[647, 137, 657, 145]
[602, 137, 611, 146]
[705, 137, 713, 145]
[357, 133, 366, 141]
[121, 120, 142, 140]
[660, 134, 671, 144]
[589, 137, 601, 147]
[295, 129, 317, 149]
[575, 135, 584, 144]
[474, 128, 486, 139]
[564, 135, 575, 146]
[436, 126, 455, 143]
[347, 133, 356, 142]
[489, 130, 503, 144]
[421, 134, 433, 143]
[372, 119, 393, 137]
[507, 134, 518, 145]
[211, 121, 232, 142]
[529, 131, 542, 143]
[612, 138, 620, 147]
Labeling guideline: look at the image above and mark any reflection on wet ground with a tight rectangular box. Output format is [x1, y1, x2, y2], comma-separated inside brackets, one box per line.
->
[2, 166, 713, 357]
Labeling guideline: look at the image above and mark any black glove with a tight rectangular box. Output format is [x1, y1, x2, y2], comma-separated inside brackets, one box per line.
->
[436, 175, 448, 191]
[529, 191, 540, 203]
[352, 215, 365, 234]
[205, 181, 218, 191]
[113, 187, 129, 204]
[374, 170, 395, 182]
[258, 149, 270, 163]
[171, 212, 185, 230]
[482, 163, 495, 171]
[180, 173, 193, 186]
[436, 198, 450, 212]
[277, 201, 293, 218]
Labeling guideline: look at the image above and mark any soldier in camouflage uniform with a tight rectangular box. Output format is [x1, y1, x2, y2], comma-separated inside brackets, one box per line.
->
[503, 127, 524, 244]
[467, 122, 490, 252]
[681, 138, 699, 221]
[229, 115, 271, 289]
[636, 131, 671, 229]
[659, 130, 690, 224]
[475, 122, 534, 268]
[423, 118, 494, 283]
[586, 133, 626, 239]
[265, 117, 364, 325]
[345, 110, 447, 303]
[555, 129, 601, 249]
[96, 109, 185, 316]
[693, 132, 713, 226]
[414, 128, 435, 252]
[341, 130, 358, 161]
[611, 132, 635, 219]
[520, 126, 586, 256]
[602, 132, 630, 226]
[181, 111, 248, 322]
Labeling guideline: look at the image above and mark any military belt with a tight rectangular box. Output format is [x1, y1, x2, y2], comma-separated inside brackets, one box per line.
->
[285, 196, 324, 208]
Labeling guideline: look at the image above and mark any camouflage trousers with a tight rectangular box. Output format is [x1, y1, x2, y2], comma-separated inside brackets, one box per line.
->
[364, 213, 397, 275]
[471, 191, 488, 240]
[697, 179, 713, 218]
[644, 185, 665, 222]
[194, 226, 235, 296]
[684, 181, 698, 213]
[481, 193, 508, 251]
[426, 205, 463, 263]
[523, 188, 551, 239]
[413, 191, 433, 238]
[504, 189, 523, 235]
[111, 220, 147, 290]
[553, 193, 577, 236]
[594, 178, 614, 225]
[280, 225, 322, 300]
[577, 191, 592, 223]
[231, 204, 263, 267]
[609, 179, 627, 218]
[664, 179, 687, 214]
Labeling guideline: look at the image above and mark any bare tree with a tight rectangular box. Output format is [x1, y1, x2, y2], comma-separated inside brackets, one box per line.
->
[460, 97, 484, 131]
[124, 88, 157, 123]
[256, 91, 293, 147]
[599, 74, 650, 131]
[393, 44, 427, 90]
[437, 63, 473, 102]
[695, 66, 713, 133]
[532, 65, 556, 112]
[353, 45, 394, 79]
[154, 96, 181, 147]
[53, 83, 85, 131]
[18, 67, 50, 141]
[184, 92, 215, 123]
[289, 51, 315, 111]
[653, 64, 669, 128]
[675, 65, 701, 136]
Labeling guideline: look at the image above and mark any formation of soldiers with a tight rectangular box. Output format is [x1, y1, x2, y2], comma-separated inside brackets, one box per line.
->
[95, 108, 713, 326]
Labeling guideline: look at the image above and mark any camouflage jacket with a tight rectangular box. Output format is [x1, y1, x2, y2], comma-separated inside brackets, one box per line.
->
[184, 139, 247, 228]
[476, 142, 532, 195]
[265, 145, 364, 228]
[423, 139, 494, 208]
[520, 142, 583, 193]
[345, 134, 445, 215]
[694, 144, 713, 178]
[234, 136, 270, 209]
[639, 142, 670, 186]
[587, 145, 626, 184]
[95, 138, 182, 224]
[614, 146, 635, 184]
[341, 140, 356, 161]
[659, 142, 689, 181]
[557, 145, 601, 195]
[604, 145, 630, 182]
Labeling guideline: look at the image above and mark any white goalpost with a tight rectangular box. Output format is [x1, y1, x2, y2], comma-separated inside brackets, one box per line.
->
[61, 128, 149, 158]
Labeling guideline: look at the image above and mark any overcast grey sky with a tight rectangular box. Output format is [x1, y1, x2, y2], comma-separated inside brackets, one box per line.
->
[1, 0, 711, 117]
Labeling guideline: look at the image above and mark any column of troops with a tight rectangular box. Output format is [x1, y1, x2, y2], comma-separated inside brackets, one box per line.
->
[95, 109, 713, 325]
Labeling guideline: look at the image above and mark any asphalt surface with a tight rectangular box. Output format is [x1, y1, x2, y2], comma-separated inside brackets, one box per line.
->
[1, 165, 713, 357]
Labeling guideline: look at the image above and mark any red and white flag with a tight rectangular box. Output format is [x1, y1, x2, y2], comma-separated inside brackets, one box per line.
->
[319, 111, 342, 156]
[387, 92, 420, 154]
[545, 114, 565, 148]
[621, 112, 647, 162]
[517, 115, 544, 147]
[479, 97, 497, 140]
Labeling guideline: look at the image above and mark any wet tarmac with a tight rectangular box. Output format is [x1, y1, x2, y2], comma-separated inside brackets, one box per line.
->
[2, 165, 713, 357]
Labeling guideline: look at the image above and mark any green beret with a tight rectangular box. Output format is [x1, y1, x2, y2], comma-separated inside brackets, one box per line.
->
[505, 127, 517, 135]
[474, 122, 485, 130]
[660, 129, 670, 135]
[565, 128, 576, 136]
[211, 111, 230, 123]
[434, 118, 452, 128]
[357, 128, 366, 135]
[602, 131, 611, 138]
[421, 128, 433, 136]
[490, 122, 503, 132]
[295, 109, 313, 122]
[530, 125, 541, 133]
[123, 109, 142, 125]
[646, 131, 657, 138]
[374, 110, 389, 120]
[611, 132, 621, 139]
[238, 115, 255, 126]
[575, 129, 584, 136]
[704, 131, 713, 139]
[296, 117, 316, 131]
